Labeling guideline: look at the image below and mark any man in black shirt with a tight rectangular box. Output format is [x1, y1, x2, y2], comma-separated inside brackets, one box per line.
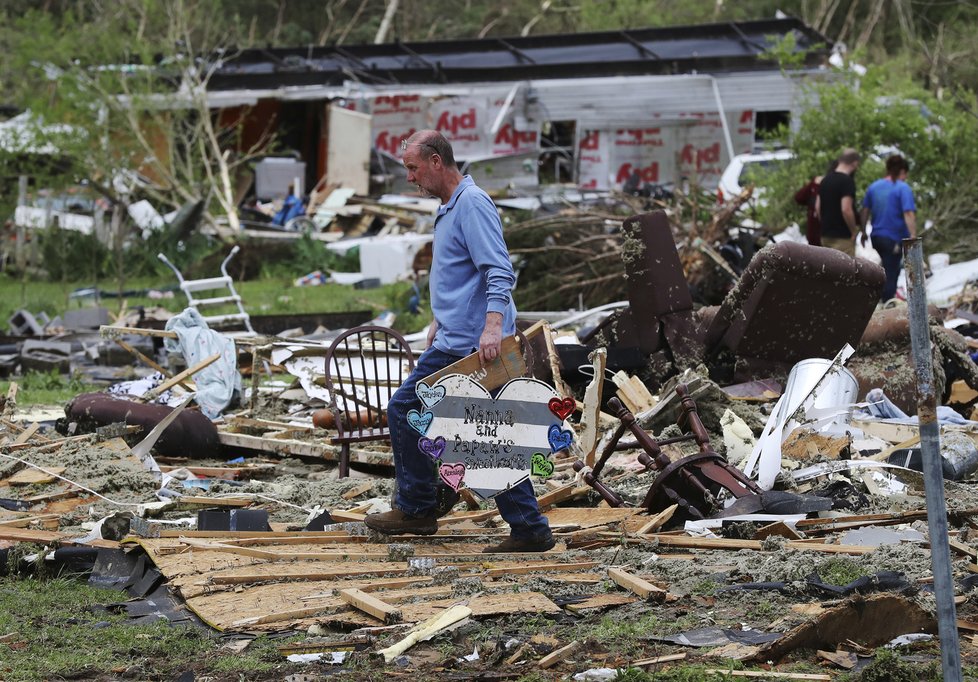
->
[816, 149, 861, 256]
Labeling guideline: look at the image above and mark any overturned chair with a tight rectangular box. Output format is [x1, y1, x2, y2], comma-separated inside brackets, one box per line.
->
[574, 383, 763, 521]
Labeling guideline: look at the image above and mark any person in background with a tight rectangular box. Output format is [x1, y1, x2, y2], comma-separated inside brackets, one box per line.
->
[860, 154, 916, 302]
[816, 149, 861, 255]
[793, 159, 838, 247]
[364, 129, 554, 554]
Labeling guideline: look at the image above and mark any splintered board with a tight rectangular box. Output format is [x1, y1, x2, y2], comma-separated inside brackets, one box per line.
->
[130, 537, 578, 630]
[545, 507, 646, 530]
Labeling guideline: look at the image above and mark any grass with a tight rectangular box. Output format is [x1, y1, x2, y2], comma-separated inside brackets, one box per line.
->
[0, 271, 433, 337]
[0, 573, 297, 681]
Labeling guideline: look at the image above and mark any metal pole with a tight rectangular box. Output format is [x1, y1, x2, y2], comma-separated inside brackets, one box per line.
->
[903, 236, 962, 681]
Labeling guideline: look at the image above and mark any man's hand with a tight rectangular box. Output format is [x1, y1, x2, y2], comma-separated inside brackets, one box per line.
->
[478, 312, 504, 366]
[426, 320, 438, 349]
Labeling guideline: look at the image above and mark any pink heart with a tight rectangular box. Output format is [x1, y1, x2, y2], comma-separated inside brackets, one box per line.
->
[439, 463, 466, 492]
[418, 436, 446, 460]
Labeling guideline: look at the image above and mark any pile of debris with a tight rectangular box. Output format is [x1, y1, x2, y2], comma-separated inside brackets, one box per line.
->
[3, 208, 978, 678]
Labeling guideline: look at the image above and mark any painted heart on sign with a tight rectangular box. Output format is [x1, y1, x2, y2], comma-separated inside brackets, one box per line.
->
[548, 396, 575, 421]
[530, 452, 554, 478]
[406, 409, 433, 435]
[416, 381, 447, 409]
[439, 462, 466, 492]
[418, 436, 446, 460]
[548, 424, 574, 453]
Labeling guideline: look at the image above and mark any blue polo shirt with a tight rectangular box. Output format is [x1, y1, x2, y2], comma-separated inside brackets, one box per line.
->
[863, 178, 916, 241]
[430, 175, 517, 355]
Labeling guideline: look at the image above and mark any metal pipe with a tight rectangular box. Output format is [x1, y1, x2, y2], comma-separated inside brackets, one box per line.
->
[903, 236, 962, 682]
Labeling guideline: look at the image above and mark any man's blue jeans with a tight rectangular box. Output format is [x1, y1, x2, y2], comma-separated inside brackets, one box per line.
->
[387, 346, 552, 540]
[871, 235, 902, 302]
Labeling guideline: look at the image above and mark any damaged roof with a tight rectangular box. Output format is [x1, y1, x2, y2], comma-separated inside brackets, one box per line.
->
[208, 16, 831, 90]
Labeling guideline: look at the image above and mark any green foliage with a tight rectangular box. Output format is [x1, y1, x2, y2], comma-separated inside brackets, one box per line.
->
[816, 556, 867, 587]
[858, 647, 941, 682]
[4, 370, 87, 405]
[755, 68, 978, 260]
[0, 575, 294, 682]
[38, 226, 110, 282]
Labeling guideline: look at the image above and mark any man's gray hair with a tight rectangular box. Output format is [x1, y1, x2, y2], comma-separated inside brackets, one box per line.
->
[404, 129, 457, 167]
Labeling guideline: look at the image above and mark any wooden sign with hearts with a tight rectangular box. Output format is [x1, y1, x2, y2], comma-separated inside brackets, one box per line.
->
[417, 374, 575, 499]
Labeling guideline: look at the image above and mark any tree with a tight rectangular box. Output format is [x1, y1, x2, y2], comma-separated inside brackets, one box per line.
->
[756, 67, 978, 260]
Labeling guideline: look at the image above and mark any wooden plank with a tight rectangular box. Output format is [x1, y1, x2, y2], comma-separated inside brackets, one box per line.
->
[100, 325, 178, 339]
[704, 671, 830, 680]
[338, 588, 401, 623]
[631, 653, 687, 667]
[635, 504, 677, 535]
[535, 483, 577, 511]
[437, 509, 498, 527]
[608, 566, 667, 601]
[485, 561, 598, 576]
[177, 496, 254, 508]
[0, 513, 61, 528]
[216, 431, 392, 466]
[537, 640, 580, 669]
[422, 334, 528, 392]
[565, 593, 636, 614]
[579, 348, 606, 466]
[8, 466, 66, 485]
[340, 482, 374, 501]
[114, 338, 195, 391]
[142, 353, 221, 401]
[641, 535, 877, 555]
[211, 566, 410, 585]
[12, 422, 41, 445]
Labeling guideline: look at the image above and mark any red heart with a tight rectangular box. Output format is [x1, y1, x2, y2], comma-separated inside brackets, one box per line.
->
[548, 396, 575, 421]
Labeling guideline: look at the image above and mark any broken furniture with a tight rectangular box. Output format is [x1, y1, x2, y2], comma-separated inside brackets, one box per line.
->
[574, 383, 762, 521]
[849, 304, 978, 415]
[579, 211, 703, 383]
[578, 213, 885, 388]
[158, 245, 254, 334]
[323, 325, 415, 477]
[699, 240, 884, 381]
[61, 392, 220, 459]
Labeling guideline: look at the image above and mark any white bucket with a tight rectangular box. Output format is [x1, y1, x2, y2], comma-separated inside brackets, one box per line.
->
[929, 253, 950, 271]
[781, 358, 858, 438]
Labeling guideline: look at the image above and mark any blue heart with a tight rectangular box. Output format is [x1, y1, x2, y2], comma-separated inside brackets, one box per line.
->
[548, 424, 574, 453]
[407, 409, 434, 436]
[416, 382, 447, 409]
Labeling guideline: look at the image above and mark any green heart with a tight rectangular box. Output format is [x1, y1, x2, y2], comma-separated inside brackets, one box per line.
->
[531, 453, 554, 478]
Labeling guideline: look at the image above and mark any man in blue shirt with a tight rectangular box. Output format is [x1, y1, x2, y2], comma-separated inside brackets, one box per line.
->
[859, 155, 917, 302]
[365, 130, 554, 553]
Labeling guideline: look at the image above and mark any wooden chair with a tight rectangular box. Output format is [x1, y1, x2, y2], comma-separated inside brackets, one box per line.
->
[323, 325, 415, 477]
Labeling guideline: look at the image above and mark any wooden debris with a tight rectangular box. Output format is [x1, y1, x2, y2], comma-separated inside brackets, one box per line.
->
[537, 639, 580, 669]
[565, 593, 636, 614]
[7, 465, 66, 485]
[338, 588, 401, 624]
[377, 604, 471, 663]
[635, 504, 678, 535]
[631, 652, 687, 667]
[752, 521, 803, 541]
[578, 347, 606, 466]
[608, 567, 667, 601]
[141, 353, 221, 402]
[340, 482, 375, 500]
[704, 671, 830, 680]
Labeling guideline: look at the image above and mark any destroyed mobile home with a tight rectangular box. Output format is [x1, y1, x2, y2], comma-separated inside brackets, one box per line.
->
[3, 205, 978, 679]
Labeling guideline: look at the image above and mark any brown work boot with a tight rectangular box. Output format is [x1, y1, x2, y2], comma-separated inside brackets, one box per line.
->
[482, 534, 556, 553]
[364, 508, 438, 536]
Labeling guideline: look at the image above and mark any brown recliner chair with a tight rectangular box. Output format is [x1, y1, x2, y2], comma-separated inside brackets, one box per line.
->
[588, 213, 885, 388]
[700, 240, 885, 381]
